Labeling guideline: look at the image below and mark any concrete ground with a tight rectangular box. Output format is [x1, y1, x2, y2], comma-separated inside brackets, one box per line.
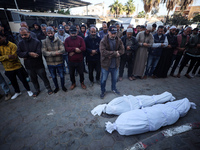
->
[0, 64, 199, 150]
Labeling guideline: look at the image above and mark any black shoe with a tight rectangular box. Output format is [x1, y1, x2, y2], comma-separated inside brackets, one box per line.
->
[54, 88, 59, 93]
[62, 86, 67, 92]
[112, 89, 121, 95]
[100, 92, 105, 99]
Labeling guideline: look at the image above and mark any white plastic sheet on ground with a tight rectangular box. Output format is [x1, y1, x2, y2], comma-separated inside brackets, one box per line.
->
[105, 98, 196, 135]
[91, 91, 175, 116]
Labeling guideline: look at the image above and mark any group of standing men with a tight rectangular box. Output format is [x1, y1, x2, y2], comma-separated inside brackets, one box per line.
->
[0, 20, 200, 100]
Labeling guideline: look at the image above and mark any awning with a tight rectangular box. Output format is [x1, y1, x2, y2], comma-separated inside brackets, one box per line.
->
[12, 11, 99, 19]
[0, 0, 91, 11]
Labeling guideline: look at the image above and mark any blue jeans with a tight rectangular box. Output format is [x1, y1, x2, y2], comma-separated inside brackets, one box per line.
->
[145, 54, 160, 76]
[0, 73, 10, 94]
[63, 54, 69, 73]
[101, 68, 119, 93]
[48, 64, 65, 88]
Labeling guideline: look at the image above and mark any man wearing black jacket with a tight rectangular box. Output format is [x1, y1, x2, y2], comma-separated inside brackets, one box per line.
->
[85, 27, 101, 86]
[119, 28, 139, 81]
[17, 27, 53, 97]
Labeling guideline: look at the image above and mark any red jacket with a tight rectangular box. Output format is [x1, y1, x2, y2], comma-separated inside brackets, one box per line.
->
[64, 36, 86, 63]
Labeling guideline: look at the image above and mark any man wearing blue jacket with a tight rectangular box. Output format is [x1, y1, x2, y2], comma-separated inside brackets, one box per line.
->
[144, 25, 168, 78]
[84, 27, 101, 86]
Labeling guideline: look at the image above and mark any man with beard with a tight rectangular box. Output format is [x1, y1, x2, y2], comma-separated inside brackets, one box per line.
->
[55, 25, 70, 74]
[0, 32, 33, 99]
[144, 25, 168, 79]
[119, 28, 139, 81]
[99, 23, 108, 39]
[133, 24, 154, 79]
[115, 23, 123, 38]
[64, 26, 86, 90]
[153, 26, 178, 78]
[176, 31, 200, 78]
[18, 22, 37, 43]
[64, 25, 70, 34]
[42, 27, 67, 93]
[170, 26, 191, 77]
[84, 27, 101, 86]
[17, 27, 53, 97]
[38, 24, 47, 42]
[100, 25, 124, 99]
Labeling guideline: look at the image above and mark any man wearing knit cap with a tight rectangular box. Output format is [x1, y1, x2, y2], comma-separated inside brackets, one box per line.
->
[119, 28, 139, 81]
[153, 25, 178, 78]
[100, 25, 124, 99]
[42, 26, 67, 93]
[132, 24, 154, 79]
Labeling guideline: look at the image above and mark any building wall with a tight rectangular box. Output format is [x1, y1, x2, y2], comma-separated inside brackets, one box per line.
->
[188, 6, 200, 19]
[175, 6, 200, 19]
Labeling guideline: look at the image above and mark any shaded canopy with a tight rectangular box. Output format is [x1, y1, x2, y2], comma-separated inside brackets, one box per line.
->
[0, 0, 91, 11]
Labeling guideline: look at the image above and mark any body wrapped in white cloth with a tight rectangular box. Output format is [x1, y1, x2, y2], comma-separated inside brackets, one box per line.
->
[105, 98, 196, 135]
[91, 91, 175, 116]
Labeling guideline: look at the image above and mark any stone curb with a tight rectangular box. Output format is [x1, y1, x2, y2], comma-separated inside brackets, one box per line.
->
[126, 122, 200, 150]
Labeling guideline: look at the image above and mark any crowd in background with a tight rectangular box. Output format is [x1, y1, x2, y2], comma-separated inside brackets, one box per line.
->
[0, 20, 200, 100]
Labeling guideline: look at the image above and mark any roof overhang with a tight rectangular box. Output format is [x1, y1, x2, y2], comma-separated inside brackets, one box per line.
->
[0, 0, 91, 11]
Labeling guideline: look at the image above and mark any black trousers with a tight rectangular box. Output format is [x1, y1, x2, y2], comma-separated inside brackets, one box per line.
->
[88, 60, 101, 82]
[27, 68, 51, 92]
[170, 53, 183, 74]
[119, 54, 133, 77]
[68, 61, 84, 84]
[5, 67, 30, 93]
[192, 58, 200, 74]
[178, 53, 198, 74]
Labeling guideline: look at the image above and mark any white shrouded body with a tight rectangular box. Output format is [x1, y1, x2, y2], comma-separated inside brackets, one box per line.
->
[105, 98, 196, 135]
[91, 91, 175, 116]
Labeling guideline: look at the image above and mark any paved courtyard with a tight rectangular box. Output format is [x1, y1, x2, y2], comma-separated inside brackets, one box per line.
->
[0, 64, 199, 150]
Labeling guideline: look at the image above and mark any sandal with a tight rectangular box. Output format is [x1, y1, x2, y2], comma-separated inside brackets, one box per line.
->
[48, 89, 53, 95]
[33, 91, 40, 97]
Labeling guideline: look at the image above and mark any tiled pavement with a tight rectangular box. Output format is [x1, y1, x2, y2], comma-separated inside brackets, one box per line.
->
[0, 65, 200, 150]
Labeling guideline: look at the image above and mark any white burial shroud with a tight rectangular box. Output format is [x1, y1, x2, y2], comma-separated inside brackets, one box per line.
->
[91, 91, 175, 116]
[105, 98, 196, 136]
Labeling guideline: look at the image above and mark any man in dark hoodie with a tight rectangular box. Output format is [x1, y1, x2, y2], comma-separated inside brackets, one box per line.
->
[17, 27, 53, 97]
[85, 27, 101, 86]
[80, 24, 87, 37]
[32, 22, 42, 38]
[38, 24, 47, 42]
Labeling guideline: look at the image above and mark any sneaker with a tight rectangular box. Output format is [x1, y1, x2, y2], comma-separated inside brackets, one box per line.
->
[81, 82, 87, 89]
[5, 93, 11, 101]
[11, 92, 22, 99]
[89, 81, 94, 87]
[100, 92, 105, 99]
[112, 89, 121, 95]
[27, 91, 33, 97]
